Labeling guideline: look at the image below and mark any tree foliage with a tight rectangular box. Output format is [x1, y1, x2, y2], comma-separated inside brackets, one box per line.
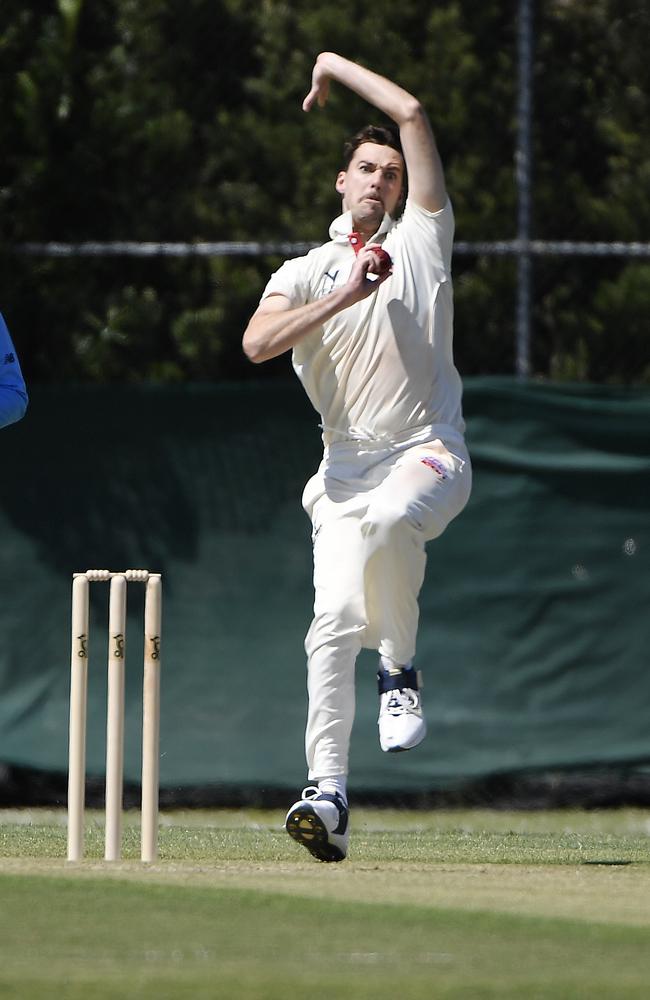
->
[1, 0, 648, 383]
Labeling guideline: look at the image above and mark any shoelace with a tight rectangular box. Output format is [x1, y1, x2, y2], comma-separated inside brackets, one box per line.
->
[382, 688, 420, 716]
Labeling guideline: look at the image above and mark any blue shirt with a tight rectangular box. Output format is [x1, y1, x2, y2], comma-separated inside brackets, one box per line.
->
[0, 313, 28, 428]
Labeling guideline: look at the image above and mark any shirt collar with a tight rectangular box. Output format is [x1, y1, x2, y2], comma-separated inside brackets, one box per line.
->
[329, 209, 396, 244]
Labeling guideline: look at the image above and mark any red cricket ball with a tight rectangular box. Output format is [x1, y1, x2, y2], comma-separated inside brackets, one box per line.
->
[370, 246, 392, 276]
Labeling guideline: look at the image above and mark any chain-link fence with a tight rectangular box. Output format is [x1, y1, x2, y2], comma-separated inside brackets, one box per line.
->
[4, 0, 650, 384]
[13, 233, 650, 381]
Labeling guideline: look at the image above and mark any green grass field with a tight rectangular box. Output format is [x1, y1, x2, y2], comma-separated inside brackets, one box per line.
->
[1, 807, 649, 998]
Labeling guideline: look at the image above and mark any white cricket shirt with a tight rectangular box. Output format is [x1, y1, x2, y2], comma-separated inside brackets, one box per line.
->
[261, 197, 465, 445]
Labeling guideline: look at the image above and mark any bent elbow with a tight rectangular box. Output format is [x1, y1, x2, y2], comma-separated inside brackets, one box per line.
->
[242, 336, 267, 365]
[401, 97, 426, 126]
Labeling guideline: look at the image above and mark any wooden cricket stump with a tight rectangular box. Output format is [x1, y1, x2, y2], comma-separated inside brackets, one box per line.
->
[67, 570, 162, 863]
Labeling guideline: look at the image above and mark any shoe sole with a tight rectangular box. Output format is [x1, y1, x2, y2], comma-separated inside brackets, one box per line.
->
[285, 804, 346, 863]
[380, 725, 427, 754]
[381, 734, 426, 753]
[382, 735, 425, 752]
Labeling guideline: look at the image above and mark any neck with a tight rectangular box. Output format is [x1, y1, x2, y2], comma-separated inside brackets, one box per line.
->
[350, 218, 380, 240]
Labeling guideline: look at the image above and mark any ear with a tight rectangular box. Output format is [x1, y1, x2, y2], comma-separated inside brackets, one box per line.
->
[335, 170, 346, 196]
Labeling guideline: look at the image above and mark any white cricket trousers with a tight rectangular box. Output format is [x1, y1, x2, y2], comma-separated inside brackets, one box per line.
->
[302, 430, 472, 780]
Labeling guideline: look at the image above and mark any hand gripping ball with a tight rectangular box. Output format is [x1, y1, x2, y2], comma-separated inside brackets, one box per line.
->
[369, 246, 392, 277]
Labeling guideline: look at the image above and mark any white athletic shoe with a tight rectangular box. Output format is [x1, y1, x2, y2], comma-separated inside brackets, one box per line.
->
[378, 662, 426, 753]
[285, 787, 349, 862]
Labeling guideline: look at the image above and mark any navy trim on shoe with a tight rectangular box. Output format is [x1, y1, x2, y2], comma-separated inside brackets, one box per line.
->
[314, 792, 349, 835]
[377, 664, 420, 694]
[285, 791, 349, 863]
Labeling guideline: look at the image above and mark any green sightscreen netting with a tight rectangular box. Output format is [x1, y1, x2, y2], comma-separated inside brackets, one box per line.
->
[0, 377, 649, 794]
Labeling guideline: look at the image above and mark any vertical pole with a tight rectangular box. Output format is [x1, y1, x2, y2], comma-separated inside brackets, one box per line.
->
[515, 0, 534, 378]
[105, 574, 127, 861]
[141, 574, 161, 863]
[67, 574, 89, 861]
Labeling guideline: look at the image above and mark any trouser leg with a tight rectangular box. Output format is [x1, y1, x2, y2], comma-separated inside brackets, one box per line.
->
[303, 439, 471, 777]
[305, 506, 366, 779]
[361, 440, 472, 664]
[361, 509, 427, 665]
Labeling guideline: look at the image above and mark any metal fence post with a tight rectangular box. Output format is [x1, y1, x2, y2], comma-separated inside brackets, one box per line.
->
[515, 0, 534, 378]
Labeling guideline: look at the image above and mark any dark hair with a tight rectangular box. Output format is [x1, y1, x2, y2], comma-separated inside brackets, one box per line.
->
[341, 124, 403, 170]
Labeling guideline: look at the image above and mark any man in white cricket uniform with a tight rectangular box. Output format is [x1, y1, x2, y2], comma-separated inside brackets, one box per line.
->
[243, 53, 471, 861]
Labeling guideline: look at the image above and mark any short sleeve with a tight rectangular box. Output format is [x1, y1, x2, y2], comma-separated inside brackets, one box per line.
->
[392, 197, 455, 276]
[260, 255, 313, 308]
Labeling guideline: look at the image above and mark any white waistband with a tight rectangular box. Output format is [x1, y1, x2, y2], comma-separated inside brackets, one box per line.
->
[321, 422, 466, 452]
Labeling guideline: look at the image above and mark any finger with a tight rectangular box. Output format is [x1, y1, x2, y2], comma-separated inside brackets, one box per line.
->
[356, 248, 380, 269]
[352, 255, 372, 277]
[358, 254, 392, 287]
[317, 80, 330, 107]
[374, 266, 393, 285]
[302, 87, 318, 112]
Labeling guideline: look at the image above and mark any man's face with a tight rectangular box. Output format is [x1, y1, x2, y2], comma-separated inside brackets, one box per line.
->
[336, 142, 405, 234]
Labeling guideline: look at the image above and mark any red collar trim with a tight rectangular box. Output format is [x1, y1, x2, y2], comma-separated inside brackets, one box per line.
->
[348, 232, 365, 255]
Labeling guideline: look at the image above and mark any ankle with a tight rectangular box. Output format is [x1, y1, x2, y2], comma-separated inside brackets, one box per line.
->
[379, 655, 412, 675]
[316, 775, 348, 805]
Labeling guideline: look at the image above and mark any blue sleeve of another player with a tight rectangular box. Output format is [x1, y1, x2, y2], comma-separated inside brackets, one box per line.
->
[0, 312, 28, 429]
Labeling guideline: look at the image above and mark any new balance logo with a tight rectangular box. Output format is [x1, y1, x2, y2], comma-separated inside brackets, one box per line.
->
[421, 456, 448, 478]
[3, 353, 15, 365]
